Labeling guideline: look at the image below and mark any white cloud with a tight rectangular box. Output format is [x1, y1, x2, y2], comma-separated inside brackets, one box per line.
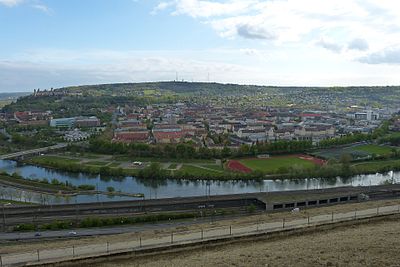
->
[31, 3, 52, 14]
[0, 0, 23, 7]
[359, 47, 400, 64]
[0, 0, 53, 14]
[151, 1, 173, 15]
[0, 49, 267, 91]
[3, 47, 400, 92]
[239, 48, 258, 56]
[348, 38, 369, 51]
[168, 0, 258, 18]
[155, 0, 400, 64]
[316, 38, 343, 53]
[236, 24, 275, 40]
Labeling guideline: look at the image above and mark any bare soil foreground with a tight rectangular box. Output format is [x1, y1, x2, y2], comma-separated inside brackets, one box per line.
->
[97, 218, 400, 267]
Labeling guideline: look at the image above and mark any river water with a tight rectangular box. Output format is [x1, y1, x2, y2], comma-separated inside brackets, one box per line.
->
[0, 160, 399, 204]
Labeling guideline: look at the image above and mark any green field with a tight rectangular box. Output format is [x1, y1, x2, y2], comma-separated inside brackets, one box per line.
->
[31, 156, 81, 165]
[202, 164, 224, 171]
[390, 132, 400, 138]
[0, 100, 11, 108]
[179, 164, 225, 176]
[58, 152, 102, 159]
[313, 144, 394, 160]
[351, 159, 400, 173]
[80, 154, 102, 159]
[86, 161, 108, 166]
[143, 89, 157, 95]
[108, 162, 121, 168]
[168, 163, 178, 169]
[240, 157, 316, 173]
[354, 144, 393, 155]
[112, 155, 214, 164]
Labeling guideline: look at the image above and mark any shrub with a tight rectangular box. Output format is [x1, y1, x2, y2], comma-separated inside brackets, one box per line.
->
[51, 178, 61, 185]
[13, 223, 35, 231]
[77, 184, 95, 191]
[107, 186, 115, 193]
[247, 204, 256, 213]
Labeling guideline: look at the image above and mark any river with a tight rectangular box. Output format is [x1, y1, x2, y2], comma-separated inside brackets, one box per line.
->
[0, 160, 399, 204]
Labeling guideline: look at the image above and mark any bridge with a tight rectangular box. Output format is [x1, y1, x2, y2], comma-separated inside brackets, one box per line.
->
[0, 143, 68, 160]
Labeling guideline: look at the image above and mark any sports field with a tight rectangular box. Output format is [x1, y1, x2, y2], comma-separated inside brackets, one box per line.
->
[240, 157, 315, 173]
[231, 155, 322, 174]
[313, 144, 393, 160]
[354, 144, 393, 155]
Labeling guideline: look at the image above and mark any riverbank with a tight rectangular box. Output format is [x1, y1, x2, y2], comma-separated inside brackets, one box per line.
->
[23, 154, 261, 180]
[0, 172, 144, 198]
[1, 157, 400, 204]
[0, 199, 34, 205]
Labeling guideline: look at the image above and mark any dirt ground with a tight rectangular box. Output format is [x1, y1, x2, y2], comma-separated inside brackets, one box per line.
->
[2, 198, 400, 255]
[97, 218, 400, 267]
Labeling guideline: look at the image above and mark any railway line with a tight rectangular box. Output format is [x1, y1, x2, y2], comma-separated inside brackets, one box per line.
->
[2, 184, 400, 229]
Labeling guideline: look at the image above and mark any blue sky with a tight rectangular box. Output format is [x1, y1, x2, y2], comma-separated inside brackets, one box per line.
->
[1, 0, 400, 92]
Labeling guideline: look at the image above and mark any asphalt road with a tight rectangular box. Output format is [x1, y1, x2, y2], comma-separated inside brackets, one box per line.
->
[0, 214, 237, 241]
[1, 205, 396, 242]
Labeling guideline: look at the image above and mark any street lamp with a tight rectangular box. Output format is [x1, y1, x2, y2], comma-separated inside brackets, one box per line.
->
[2, 202, 11, 232]
[205, 181, 211, 198]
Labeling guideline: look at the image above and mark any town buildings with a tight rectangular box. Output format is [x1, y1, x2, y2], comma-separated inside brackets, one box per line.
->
[5, 96, 397, 147]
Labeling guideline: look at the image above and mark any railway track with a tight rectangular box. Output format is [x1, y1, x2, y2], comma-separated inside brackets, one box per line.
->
[2, 184, 400, 227]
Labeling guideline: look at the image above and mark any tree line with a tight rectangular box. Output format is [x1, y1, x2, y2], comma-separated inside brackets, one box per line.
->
[86, 139, 314, 160]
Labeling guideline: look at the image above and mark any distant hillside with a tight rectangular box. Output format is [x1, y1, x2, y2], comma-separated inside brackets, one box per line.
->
[47, 82, 400, 100]
[56, 81, 272, 96]
[2, 82, 400, 116]
[1, 82, 275, 114]
[0, 92, 30, 100]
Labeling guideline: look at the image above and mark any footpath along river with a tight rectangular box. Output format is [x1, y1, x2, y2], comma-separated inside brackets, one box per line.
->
[0, 159, 399, 204]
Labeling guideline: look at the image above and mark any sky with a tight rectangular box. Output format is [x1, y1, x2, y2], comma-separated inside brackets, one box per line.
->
[1, 0, 400, 92]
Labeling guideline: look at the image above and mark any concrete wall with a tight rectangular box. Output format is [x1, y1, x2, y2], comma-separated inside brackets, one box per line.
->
[266, 195, 359, 211]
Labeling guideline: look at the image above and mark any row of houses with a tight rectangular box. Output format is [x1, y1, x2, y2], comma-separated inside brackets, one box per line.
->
[113, 120, 207, 144]
[105, 102, 399, 146]
[229, 123, 335, 143]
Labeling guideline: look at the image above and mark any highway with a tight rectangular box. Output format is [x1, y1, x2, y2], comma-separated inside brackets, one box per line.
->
[0, 208, 324, 241]
[0, 215, 235, 241]
[1, 204, 394, 242]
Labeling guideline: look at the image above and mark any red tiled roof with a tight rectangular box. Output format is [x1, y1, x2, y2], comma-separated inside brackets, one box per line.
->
[115, 132, 149, 141]
[153, 131, 184, 140]
[300, 113, 322, 117]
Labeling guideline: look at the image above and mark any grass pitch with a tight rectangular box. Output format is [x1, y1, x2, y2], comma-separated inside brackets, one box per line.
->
[240, 156, 316, 173]
[353, 144, 393, 156]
